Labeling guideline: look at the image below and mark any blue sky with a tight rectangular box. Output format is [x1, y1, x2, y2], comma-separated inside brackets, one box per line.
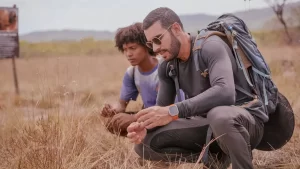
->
[0, 0, 299, 34]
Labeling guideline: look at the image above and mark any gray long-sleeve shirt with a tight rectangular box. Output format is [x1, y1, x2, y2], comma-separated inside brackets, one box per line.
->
[156, 35, 268, 123]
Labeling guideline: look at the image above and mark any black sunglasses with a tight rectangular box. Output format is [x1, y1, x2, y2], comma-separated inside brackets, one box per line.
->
[146, 24, 173, 49]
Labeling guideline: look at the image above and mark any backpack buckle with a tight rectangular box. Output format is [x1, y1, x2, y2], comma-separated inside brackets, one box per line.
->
[201, 69, 209, 78]
[232, 30, 237, 36]
[168, 65, 177, 78]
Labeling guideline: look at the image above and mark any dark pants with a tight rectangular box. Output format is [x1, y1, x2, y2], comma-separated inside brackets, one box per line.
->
[134, 106, 264, 169]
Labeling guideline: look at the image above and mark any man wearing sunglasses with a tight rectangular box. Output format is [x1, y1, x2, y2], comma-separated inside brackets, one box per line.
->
[127, 7, 265, 169]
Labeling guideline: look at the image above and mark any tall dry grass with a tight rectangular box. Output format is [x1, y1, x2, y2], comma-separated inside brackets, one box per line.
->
[0, 42, 299, 168]
[0, 54, 146, 169]
[19, 38, 118, 58]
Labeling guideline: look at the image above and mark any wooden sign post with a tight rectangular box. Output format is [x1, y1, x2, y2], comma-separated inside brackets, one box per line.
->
[0, 4, 20, 95]
[12, 4, 20, 95]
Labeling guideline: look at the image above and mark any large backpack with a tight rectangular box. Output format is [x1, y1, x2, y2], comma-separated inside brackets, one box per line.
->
[167, 13, 295, 151]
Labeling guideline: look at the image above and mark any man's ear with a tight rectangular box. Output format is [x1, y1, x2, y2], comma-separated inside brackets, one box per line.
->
[171, 22, 182, 36]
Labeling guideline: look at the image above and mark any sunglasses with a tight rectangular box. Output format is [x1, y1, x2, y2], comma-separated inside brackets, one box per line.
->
[146, 24, 173, 49]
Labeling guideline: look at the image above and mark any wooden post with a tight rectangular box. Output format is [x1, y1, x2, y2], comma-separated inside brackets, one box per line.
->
[12, 53, 19, 95]
[12, 4, 20, 95]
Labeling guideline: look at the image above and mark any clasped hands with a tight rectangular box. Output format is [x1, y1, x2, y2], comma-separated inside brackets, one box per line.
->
[127, 105, 173, 144]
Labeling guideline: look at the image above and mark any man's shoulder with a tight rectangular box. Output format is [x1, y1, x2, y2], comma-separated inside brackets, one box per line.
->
[202, 35, 226, 47]
[124, 66, 135, 79]
[157, 58, 168, 73]
[192, 32, 226, 48]
[125, 57, 169, 80]
[197, 35, 230, 56]
[190, 34, 233, 71]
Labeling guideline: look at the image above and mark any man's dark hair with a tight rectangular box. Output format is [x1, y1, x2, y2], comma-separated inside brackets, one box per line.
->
[143, 7, 184, 31]
[114, 22, 154, 55]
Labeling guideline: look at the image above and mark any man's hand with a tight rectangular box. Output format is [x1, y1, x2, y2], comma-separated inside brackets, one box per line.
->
[106, 113, 137, 136]
[135, 106, 173, 129]
[127, 122, 147, 144]
[100, 102, 120, 117]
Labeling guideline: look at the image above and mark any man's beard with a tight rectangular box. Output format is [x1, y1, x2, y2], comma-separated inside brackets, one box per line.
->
[169, 32, 181, 60]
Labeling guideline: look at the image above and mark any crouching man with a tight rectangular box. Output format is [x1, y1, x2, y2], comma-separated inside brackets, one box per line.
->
[127, 7, 265, 169]
[100, 22, 160, 136]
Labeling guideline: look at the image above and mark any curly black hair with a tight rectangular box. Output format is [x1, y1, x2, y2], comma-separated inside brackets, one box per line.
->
[114, 22, 154, 55]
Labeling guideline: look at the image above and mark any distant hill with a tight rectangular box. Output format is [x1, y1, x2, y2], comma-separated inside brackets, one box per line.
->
[21, 30, 115, 42]
[181, 1, 299, 33]
[20, 1, 300, 42]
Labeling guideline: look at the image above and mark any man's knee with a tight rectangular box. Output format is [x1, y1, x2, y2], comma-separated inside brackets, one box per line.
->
[207, 106, 234, 133]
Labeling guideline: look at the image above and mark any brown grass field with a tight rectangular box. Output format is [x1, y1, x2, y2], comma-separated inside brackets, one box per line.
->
[0, 39, 300, 168]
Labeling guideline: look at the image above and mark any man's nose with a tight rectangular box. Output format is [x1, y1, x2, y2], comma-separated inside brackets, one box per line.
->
[126, 51, 133, 57]
[153, 43, 161, 53]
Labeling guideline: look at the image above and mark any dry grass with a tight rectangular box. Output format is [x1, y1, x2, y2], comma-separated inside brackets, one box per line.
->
[20, 38, 118, 58]
[0, 43, 299, 169]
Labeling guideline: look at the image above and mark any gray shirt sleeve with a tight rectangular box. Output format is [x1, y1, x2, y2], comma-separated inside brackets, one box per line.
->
[156, 61, 176, 106]
[175, 39, 236, 118]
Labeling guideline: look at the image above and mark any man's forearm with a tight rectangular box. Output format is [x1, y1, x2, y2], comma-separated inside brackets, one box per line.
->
[117, 99, 128, 113]
[175, 84, 235, 118]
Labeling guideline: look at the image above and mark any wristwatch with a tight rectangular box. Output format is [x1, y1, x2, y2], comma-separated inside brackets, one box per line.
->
[168, 104, 179, 120]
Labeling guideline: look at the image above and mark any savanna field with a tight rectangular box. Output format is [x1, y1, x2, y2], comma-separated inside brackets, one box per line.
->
[0, 31, 300, 169]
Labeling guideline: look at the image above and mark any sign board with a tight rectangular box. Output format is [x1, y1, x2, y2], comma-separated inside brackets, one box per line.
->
[0, 6, 19, 58]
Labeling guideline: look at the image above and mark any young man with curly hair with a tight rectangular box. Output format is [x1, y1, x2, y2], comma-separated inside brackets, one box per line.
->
[100, 22, 166, 136]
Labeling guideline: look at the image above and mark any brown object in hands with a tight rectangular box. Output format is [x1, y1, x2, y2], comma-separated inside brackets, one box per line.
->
[105, 112, 137, 137]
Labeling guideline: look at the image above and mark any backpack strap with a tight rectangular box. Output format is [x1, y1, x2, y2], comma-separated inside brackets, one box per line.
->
[220, 23, 272, 105]
[235, 84, 256, 99]
[222, 27, 260, 100]
[132, 66, 135, 82]
[193, 29, 257, 99]
[202, 126, 213, 165]
[252, 67, 271, 105]
[191, 30, 224, 165]
[166, 58, 212, 164]
[130, 66, 146, 109]
[192, 30, 227, 78]
[220, 23, 255, 88]
[167, 59, 183, 102]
